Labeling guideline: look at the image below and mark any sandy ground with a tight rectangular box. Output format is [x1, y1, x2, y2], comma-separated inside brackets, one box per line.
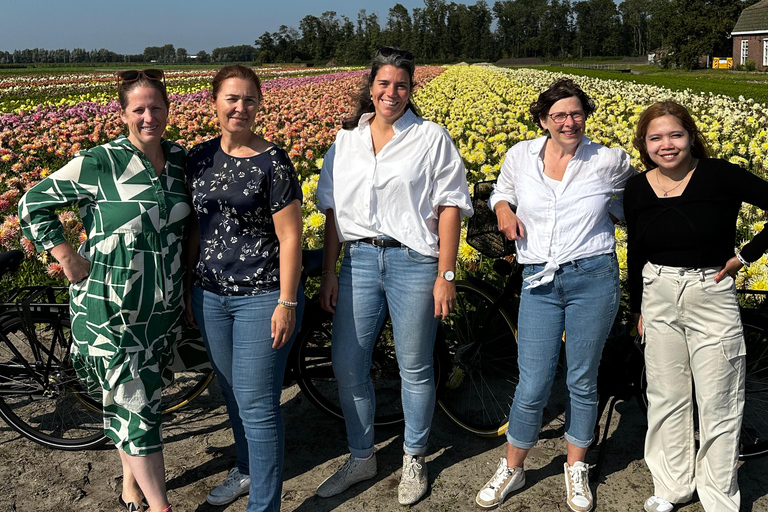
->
[0, 377, 766, 512]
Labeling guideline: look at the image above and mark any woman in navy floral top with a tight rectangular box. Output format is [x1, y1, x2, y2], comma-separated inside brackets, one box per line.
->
[185, 65, 303, 512]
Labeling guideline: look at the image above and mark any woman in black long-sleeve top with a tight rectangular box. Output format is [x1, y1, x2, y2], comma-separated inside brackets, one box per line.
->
[624, 100, 768, 512]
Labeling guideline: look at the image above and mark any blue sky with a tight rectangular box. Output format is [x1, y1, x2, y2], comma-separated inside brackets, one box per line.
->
[0, 0, 429, 54]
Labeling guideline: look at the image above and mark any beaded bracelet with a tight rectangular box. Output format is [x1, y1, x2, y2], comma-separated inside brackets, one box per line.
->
[277, 299, 298, 309]
[321, 269, 336, 276]
[736, 252, 749, 268]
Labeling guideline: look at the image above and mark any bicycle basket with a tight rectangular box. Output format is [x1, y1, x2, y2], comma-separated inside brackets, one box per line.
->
[466, 180, 516, 258]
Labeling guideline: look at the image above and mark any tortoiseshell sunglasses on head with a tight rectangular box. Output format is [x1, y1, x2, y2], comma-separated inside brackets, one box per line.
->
[116, 69, 165, 90]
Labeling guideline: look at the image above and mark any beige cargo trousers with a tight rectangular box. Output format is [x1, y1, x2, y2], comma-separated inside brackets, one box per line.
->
[641, 263, 745, 512]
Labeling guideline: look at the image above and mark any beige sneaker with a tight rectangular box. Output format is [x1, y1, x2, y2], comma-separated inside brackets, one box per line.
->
[398, 454, 428, 505]
[475, 458, 525, 508]
[316, 454, 377, 498]
[564, 461, 593, 512]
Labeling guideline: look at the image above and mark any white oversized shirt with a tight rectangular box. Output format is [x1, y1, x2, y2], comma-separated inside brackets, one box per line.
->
[317, 109, 473, 257]
[489, 136, 636, 288]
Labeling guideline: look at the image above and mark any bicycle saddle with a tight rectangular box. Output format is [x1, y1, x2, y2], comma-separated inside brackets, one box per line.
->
[0, 250, 24, 277]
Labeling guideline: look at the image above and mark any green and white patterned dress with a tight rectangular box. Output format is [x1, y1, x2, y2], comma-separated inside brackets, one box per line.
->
[19, 136, 199, 455]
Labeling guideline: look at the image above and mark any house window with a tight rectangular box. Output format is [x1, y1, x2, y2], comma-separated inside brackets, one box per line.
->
[741, 39, 749, 65]
[764, 39, 768, 67]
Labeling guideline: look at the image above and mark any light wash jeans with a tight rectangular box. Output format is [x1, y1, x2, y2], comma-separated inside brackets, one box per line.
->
[642, 263, 744, 512]
[191, 285, 304, 512]
[332, 240, 439, 458]
[507, 253, 620, 449]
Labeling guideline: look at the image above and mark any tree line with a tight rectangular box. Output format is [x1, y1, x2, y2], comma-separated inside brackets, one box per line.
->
[0, 0, 758, 70]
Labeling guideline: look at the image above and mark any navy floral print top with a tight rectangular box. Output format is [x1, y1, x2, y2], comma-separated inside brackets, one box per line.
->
[186, 137, 302, 296]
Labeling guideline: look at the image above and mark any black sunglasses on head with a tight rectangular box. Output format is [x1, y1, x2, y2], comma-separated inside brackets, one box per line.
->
[116, 69, 166, 90]
[377, 47, 414, 61]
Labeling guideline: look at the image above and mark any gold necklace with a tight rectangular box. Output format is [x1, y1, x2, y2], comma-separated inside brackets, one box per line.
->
[655, 161, 697, 197]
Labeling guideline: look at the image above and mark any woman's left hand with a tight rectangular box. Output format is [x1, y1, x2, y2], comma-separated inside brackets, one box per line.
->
[271, 304, 296, 350]
[433, 278, 456, 320]
[714, 256, 744, 283]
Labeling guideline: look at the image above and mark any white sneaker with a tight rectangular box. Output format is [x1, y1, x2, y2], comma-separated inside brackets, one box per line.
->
[316, 454, 378, 498]
[644, 495, 674, 512]
[564, 462, 593, 512]
[398, 454, 428, 505]
[206, 467, 250, 506]
[475, 458, 525, 508]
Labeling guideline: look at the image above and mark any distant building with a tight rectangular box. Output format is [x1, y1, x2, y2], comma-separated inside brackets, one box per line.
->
[731, 0, 768, 70]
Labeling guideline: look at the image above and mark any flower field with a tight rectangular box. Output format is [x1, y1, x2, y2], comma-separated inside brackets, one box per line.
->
[0, 64, 766, 300]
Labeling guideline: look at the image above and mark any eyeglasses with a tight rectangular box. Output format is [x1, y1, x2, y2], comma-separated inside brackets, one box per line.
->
[116, 69, 165, 89]
[377, 47, 415, 61]
[547, 111, 585, 124]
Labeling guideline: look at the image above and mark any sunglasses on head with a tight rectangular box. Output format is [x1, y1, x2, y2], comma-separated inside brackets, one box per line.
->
[377, 47, 414, 61]
[116, 69, 166, 89]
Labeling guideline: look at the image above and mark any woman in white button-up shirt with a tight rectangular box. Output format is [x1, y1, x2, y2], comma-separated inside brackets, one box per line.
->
[313, 47, 473, 506]
[476, 79, 636, 512]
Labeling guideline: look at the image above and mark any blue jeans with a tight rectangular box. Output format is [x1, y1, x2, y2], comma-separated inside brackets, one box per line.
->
[332, 240, 439, 458]
[191, 285, 304, 512]
[507, 253, 620, 449]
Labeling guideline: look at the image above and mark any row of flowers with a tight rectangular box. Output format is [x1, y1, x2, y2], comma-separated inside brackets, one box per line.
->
[1, 65, 766, 298]
[0, 66, 363, 113]
[412, 65, 768, 295]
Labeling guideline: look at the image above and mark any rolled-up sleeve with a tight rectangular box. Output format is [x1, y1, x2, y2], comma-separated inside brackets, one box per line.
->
[607, 149, 637, 222]
[19, 154, 98, 251]
[316, 143, 336, 213]
[489, 149, 518, 212]
[430, 130, 473, 218]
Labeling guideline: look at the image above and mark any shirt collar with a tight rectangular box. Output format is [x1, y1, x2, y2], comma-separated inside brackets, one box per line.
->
[111, 135, 171, 158]
[358, 108, 419, 135]
[528, 135, 593, 154]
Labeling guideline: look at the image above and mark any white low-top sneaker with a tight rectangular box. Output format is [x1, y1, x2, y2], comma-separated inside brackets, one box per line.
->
[316, 454, 378, 498]
[564, 461, 593, 512]
[475, 457, 526, 508]
[644, 495, 674, 512]
[206, 467, 250, 506]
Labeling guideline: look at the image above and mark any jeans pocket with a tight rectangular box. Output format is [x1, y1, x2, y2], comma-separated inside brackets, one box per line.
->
[572, 254, 615, 277]
[405, 247, 438, 264]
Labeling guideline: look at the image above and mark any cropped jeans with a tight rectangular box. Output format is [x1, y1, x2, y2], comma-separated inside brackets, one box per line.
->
[191, 285, 304, 512]
[332, 239, 439, 458]
[507, 253, 620, 449]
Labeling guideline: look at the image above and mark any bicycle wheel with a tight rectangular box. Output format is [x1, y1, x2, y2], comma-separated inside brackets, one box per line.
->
[162, 370, 214, 413]
[295, 309, 444, 426]
[0, 316, 108, 450]
[740, 321, 768, 459]
[438, 280, 518, 437]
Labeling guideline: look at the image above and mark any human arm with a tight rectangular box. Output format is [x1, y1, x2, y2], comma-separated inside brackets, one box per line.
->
[434, 206, 460, 320]
[623, 176, 647, 325]
[272, 199, 302, 349]
[728, 162, 768, 265]
[319, 211, 342, 314]
[183, 212, 200, 327]
[18, 154, 97, 283]
[607, 149, 638, 222]
[490, 148, 525, 240]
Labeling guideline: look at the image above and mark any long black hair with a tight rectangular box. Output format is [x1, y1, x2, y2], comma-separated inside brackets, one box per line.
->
[342, 47, 420, 130]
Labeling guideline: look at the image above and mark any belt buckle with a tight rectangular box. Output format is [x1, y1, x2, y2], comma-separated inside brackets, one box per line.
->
[371, 238, 383, 247]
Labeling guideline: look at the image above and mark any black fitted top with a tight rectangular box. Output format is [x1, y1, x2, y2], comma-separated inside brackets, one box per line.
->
[624, 158, 768, 313]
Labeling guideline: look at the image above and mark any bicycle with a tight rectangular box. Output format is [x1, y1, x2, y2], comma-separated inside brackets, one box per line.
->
[0, 248, 442, 450]
[437, 180, 768, 462]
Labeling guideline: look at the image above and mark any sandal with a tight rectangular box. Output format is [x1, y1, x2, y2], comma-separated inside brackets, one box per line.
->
[118, 494, 148, 512]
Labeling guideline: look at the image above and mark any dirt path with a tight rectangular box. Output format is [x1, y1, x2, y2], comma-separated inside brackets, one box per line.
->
[0, 380, 766, 512]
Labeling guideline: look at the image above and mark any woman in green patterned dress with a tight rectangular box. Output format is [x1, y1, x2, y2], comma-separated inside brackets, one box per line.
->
[18, 70, 186, 512]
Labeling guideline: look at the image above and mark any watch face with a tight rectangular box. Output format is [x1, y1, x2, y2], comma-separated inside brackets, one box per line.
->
[443, 270, 455, 281]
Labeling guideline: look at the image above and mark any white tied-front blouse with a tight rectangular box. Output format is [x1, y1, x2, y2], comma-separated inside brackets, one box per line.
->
[489, 135, 636, 288]
[317, 109, 473, 257]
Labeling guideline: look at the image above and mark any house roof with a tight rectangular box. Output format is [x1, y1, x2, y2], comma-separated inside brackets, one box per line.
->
[732, 0, 768, 34]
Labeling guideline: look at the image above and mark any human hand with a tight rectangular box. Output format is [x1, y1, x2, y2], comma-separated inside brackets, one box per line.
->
[271, 304, 296, 350]
[495, 204, 525, 240]
[184, 291, 198, 328]
[634, 313, 643, 337]
[714, 256, 743, 283]
[433, 278, 456, 320]
[319, 273, 338, 313]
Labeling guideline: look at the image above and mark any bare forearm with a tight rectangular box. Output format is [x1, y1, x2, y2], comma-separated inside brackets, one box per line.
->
[274, 201, 303, 302]
[322, 209, 342, 273]
[437, 206, 460, 270]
